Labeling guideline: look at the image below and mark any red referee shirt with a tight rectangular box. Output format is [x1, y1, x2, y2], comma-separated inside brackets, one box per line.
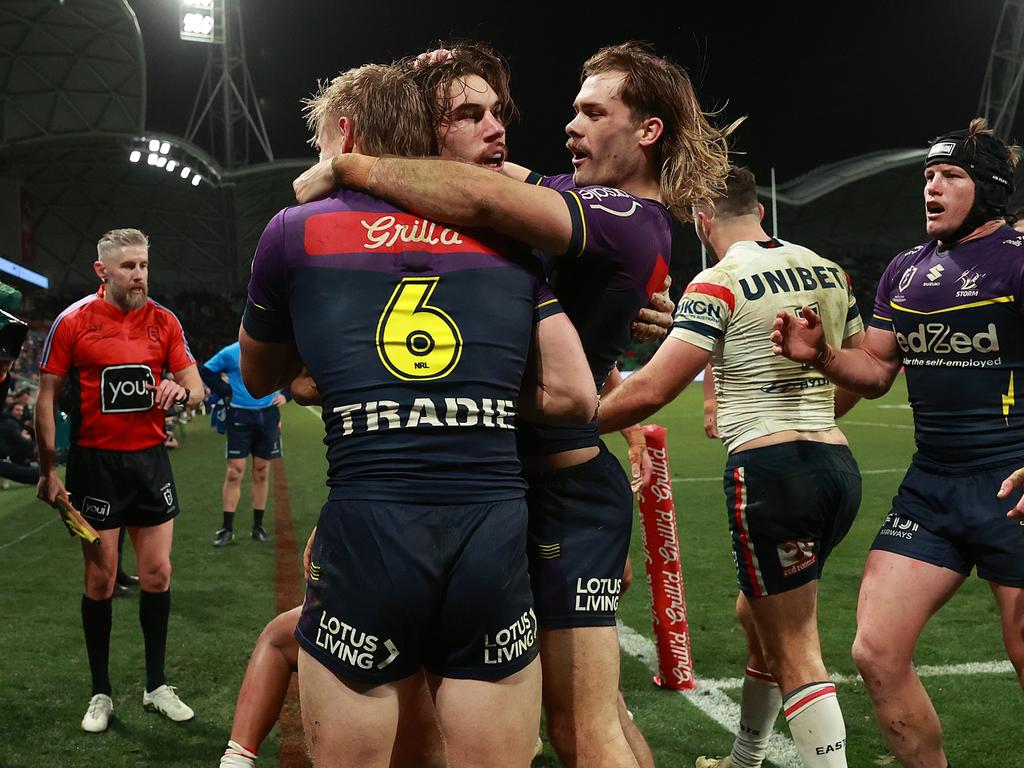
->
[40, 288, 196, 451]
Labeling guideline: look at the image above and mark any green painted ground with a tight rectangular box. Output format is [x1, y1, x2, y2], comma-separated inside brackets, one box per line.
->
[0, 382, 1019, 767]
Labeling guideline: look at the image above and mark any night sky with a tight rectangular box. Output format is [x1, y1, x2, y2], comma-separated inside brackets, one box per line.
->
[128, 1, 1007, 184]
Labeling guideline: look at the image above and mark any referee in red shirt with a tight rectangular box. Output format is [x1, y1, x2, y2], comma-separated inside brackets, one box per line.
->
[35, 228, 203, 733]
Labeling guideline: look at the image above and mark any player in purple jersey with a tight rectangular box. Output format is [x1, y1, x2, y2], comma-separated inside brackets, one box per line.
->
[307, 41, 733, 768]
[772, 118, 1024, 768]
[240, 61, 595, 768]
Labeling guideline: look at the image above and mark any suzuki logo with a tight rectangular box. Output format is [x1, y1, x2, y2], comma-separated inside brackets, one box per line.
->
[926, 264, 944, 282]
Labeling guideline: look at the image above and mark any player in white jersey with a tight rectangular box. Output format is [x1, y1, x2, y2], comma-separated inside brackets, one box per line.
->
[599, 167, 864, 768]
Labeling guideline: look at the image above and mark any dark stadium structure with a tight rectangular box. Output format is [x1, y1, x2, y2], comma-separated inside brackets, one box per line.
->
[3, 0, 1024, 323]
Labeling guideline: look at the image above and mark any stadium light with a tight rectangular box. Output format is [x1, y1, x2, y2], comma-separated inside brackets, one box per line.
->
[147, 153, 159, 166]
[191, 174, 202, 186]
[155, 156, 167, 168]
[129, 150, 141, 163]
[148, 139, 160, 152]
[180, 166, 192, 179]
[160, 141, 170, 155]
[166, 160, 178, 172]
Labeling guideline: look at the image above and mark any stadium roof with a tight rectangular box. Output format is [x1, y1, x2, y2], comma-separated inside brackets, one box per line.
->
[0, 0, 145, 146]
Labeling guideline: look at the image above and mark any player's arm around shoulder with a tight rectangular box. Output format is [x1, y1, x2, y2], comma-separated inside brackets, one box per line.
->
[519, 313, 596, 424]
[331, 153, 575, 256]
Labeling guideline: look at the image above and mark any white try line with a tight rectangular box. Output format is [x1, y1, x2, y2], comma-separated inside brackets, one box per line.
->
[0, 516, 59, 553]
[617, 621, 1014, 768]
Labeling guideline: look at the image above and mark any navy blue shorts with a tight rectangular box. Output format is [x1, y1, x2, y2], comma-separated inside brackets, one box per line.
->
[724, 442, 861, 597]
[66, 444, 180, 530]
[225, 406, 281, 460]
[526, 442, 632, 628]
[871, 460, 1024, 586]
[295, 497, 537, 684]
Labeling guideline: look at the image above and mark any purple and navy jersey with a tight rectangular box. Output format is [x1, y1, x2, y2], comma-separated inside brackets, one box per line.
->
[243, 189, 560, 502]
[871, 225, 1024, 469]
[518, 172, 672, 455]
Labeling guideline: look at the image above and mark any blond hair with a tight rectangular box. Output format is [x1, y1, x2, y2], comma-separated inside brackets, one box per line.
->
[302, 64, 435, 157]
[965, 116, 1021, 168]
[96, 228, 148, 261]
[583, 42, 740, 222]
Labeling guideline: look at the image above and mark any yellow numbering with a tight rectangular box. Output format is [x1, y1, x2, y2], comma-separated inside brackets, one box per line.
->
[376, 277, 463, 380]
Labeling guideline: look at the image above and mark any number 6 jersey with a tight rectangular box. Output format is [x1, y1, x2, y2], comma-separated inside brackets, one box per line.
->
[243, 189, 561, 503]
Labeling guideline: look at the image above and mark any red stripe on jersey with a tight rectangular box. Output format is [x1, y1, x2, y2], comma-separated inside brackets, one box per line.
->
[686, 282, 735, 313]
[784, 684, 836, 718]
[645, 254, 670, 298]
[304, 212, 499, 257]
[733, 468, 762, 597]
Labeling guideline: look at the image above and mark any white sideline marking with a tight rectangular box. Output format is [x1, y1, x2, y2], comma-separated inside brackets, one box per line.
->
[617, 621, 802, 767]
[618, 621, 1014, 768]
[0, 516, 58, 552]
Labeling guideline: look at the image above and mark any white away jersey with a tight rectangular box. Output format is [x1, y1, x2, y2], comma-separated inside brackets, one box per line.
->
[670, 238, 863, 451]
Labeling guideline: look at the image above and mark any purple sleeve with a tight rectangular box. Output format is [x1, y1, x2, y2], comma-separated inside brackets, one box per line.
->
[559, 185, 670, 296]
[241, 210, 293, 343]
[529, 172, 576, 193]
[534, 279, 562, 323]
[869, 255, 900, 332]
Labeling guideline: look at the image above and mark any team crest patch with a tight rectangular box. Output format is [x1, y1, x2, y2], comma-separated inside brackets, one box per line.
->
[161, 483, 174, 507]
[898, 265, 918, 293]
[82, 496, 111, 521]
[147, 325, 160, 343]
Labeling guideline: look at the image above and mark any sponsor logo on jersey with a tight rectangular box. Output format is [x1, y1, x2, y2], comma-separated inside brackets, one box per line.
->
[679, 297, 723, 321]
[777, 539, 816, 577]
[303, 212, 499, 257]
[737, 265, 845, 301]
[82, 496, 111, 521]
[954, 267, 985, 298]
[894, 322, 999, 355]
[331, 396, 515, 437]
[924, 264, 944, 285]
[100, 364, 155, 413]
[760, 377, 831, 394]
[1002, 237, 1023, 247]
[898, 265, 918, 293]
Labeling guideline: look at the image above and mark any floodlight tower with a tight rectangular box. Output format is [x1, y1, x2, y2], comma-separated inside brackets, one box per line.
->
[979, 0, 1024, 143]
[180, 0, 273, 169]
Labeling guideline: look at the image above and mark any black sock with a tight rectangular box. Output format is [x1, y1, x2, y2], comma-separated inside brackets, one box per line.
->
[81, 595, 112, 696]
[253, 509, 264, 528]
[139, 589, 170, 692]
[221, 511, 234, 531]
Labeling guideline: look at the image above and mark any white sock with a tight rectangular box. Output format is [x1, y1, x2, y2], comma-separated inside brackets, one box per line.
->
[219, 740, 258, 768]
[783, 682, 847, 767]
[729, 667, 782, 768]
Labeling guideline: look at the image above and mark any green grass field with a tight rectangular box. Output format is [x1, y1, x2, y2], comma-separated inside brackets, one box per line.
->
[0, 380, 1019, 767]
